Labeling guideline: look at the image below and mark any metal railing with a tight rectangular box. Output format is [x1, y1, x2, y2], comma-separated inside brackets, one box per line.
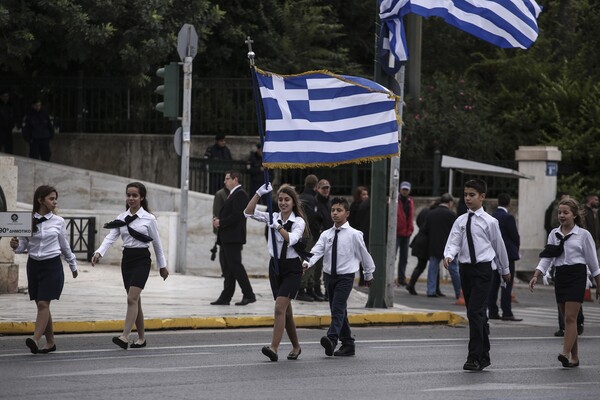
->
[65, 217, 96, 261]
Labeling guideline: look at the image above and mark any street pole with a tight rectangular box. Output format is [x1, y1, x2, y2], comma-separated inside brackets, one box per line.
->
[177, 55, 192, 274]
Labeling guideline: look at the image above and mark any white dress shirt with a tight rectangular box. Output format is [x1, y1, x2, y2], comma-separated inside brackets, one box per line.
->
[444, 207, 509, 275]
[14, 212, 77, 272]
[306, 222, 376, 280]
[536, 225, 600, 277]
[246, 210, 305, 259]
[95, 207, 167, 268]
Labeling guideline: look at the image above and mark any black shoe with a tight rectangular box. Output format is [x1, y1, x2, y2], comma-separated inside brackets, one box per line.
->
[287, 348, 301, 360]
[39, 345, 57, 354]
[427, 294, 438, 298]
[406, 285, 418, 295]
[320, 336, 335, 356]
[25, 338, 39, 354]
[296, 290, 314, 302]
[314, 288, 327, 302]
[130, 340, 147, 349]
[479, 358, 491, 370]
[210, 299, 230, 305]
[488, 314, 501, 320]
[554, 329, 564, 337]
[309, 288, 326, 302]
[558, 353, 570, 368]
[112, 336, 129, 350]
[463, 359, 481, 371]
[501, 315, 523, 321]
[333, 345, 355, 357]
[577, 323, 584, 335]
[235, 297, 256, 306]
[261, 346, 278, 362]
[436, 291, 447, 297]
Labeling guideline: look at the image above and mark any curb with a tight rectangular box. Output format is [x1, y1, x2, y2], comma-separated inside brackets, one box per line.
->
[0, 312, 466, 335]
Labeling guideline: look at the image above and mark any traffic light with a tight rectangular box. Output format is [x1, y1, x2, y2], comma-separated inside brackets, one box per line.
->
[155, 62, 180, 119]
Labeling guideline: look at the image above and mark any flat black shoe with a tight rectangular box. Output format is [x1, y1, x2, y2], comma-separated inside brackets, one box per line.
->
[406, 285, 418, 295]
[235, 297, 256, 306]
[210, 299, 230, 305]
[320, 336, 335, 356]
[436, 291, 447, 297]
[287, 348, 301, 360]
[39, 345, 56, 354]
[554, 329, 564, 337]
[463, 359, 481, 371]
[130, 340, 147, 349]
[25, 338, 39, 354]
[488, 314, 501, 320]
[333, 345, 355, 357]
[479, 358, 491, 370]
[261, 346, 278, 362]
[558, 353, 570, 368]
[501, 315, 523, 321]
[427, 294, 438, 298]
[112, 336, 129, 350]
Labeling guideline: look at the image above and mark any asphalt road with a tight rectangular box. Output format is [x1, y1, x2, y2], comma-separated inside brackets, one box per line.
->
[2, 323, 599, 400]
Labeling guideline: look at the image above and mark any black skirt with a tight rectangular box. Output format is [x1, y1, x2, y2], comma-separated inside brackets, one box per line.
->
[27, 256, 64, 301]
[554, 263, 587, 303]
[121, 247, 151, 291]
[268, 257, 303, 301]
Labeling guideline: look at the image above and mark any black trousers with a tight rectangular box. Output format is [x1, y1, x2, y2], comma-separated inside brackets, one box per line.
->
[460, 261, 493, 362]
[488, 260, 515, 317]
[29, 139, 51, 161]
[218, 243, 254, 301]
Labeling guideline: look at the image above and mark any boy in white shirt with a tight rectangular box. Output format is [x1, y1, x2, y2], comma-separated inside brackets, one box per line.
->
[303, 197, 375, 357]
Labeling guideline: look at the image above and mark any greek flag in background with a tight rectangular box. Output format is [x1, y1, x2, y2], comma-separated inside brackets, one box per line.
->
[255, 70, 400, 168]
[379, 0, 542, 73]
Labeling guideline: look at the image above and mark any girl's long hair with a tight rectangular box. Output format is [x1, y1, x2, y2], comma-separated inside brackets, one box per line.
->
[32, 185, 57, 232]
[278, 184, 310, 238]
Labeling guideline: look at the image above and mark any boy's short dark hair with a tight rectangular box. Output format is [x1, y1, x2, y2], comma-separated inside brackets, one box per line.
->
[331, 197, 350, 211]
[465, 179, 487, 195]
[497, 193, 511, 207]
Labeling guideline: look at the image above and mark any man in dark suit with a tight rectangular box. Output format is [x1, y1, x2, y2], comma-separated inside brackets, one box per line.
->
[211, 170, 256, 306]
[488, 193, 521, 321]
[422, 193, 461, 298]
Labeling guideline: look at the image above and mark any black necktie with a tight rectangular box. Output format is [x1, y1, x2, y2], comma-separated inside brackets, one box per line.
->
[104, 214, 153, 243]
[278, 220, 294, 261]
[466, 212, 477, 265]
[33, 216, 48, 232]
[331, 229, 340, 276]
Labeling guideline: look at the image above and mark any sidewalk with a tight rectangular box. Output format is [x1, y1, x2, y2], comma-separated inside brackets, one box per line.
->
[0, 255, 465, 335]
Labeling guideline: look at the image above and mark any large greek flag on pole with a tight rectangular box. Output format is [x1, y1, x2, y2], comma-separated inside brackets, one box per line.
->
[379, 0, 542, 73]
[255, 69, 400, 169]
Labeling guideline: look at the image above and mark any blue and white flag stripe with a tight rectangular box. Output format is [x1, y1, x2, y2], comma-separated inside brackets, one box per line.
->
[379, 0, 542, 73]
[255, 70, 400, 168]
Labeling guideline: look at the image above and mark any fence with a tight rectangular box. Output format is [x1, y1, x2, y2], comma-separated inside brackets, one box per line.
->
[65, 217, 96, 261]
[190, 157, 520, 198]
[0, 76, 258, 135]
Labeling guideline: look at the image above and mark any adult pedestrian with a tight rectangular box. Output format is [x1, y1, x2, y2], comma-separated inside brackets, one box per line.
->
[210, 170, 256, 306]
[312, 178, 333, 300]
[349, 186, 369, 286]
[91, 182, 169, 349]
[10, 185, 78, 354]
[582, 194, 599, 249]
[22, 99, 54, 161]
[529, 198, 600, 368]
[297, 174, 322, 301]
[395, 181, 414, 286]
[488, 193, 522, 321]
[204, 134, 233, 194]
[245, 183, 309, 361]
[423, 193, 461, 298]
[406, 200, 436, 296]
[0, 88, 16, 154]
[211, 185, 229, 274]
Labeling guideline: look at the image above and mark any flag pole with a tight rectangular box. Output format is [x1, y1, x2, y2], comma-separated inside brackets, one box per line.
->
[246, 36, 280, 275]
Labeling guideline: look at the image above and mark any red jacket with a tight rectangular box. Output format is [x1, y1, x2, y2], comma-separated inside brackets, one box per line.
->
[397, 196, 414, 237]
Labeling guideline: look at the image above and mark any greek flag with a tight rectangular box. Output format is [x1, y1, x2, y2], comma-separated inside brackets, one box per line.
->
[379, 0, 542, 73]
[255, 70, 400, 168]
